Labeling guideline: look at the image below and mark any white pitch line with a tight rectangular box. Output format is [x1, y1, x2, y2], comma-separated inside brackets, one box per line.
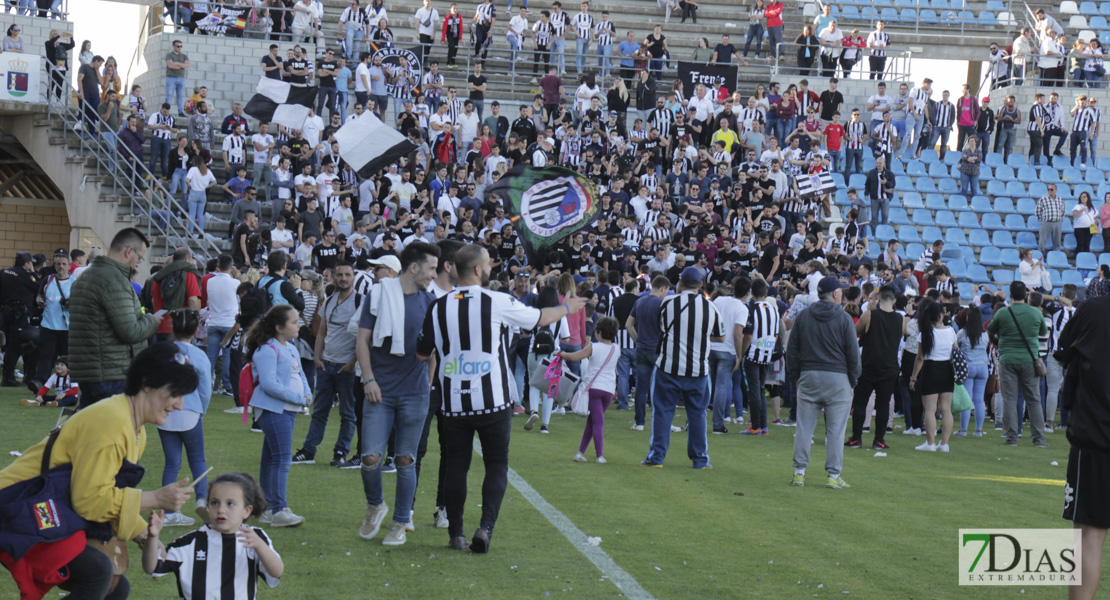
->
[474, 441, 656, 600]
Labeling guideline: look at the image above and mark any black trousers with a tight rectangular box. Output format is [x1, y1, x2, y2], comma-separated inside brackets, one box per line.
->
[797, 56, 814, 76]
[415, 384, 447, 508]
[850, 371, 897, 443]
[474, 24, 491, 60]
[1043, 128, 1066, 156]
[446, 36, 459, 65]
[419, 33, 433, 64]
[820, 54, 838, 78]
[901, 350, 924, 430]
[57, 545, 130, 600]
[869, 56, 886, 80]
[441, 407, 511, 538]
[533, 43, 550, 74]
[34, 327, 68, 384]
[1028, 130, 1044, 165]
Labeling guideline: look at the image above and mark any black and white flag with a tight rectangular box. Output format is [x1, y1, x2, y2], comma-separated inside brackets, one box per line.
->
[796, 171, 836, 199]
[244, 78, 318, 132]
[334, 112, 418, 178]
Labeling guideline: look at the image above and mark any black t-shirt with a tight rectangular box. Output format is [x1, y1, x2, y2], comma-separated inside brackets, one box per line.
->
[805, 220, 824, 239]
[468, 74, 487, 101]
[397, 111, 419, 133]
[571, 254, 592, 275]
[233, 224, 254, 264]
[819, 90, 844, 121]
[78, 64, 99, 97]
[736, 250, 756, 270]
[545, 250, 570, 272]
[757, 243, 779, 278]
[262, 55, 283, 80]
[317, 59, 337, 88]
[298, 210, 324, 241]
[312, 244, 340, 271]
[591, 246, 613, 269]
[287, 58, 309, 85]
[713, 43, 736, 63]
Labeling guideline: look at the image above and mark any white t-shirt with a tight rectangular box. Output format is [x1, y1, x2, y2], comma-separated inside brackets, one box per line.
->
[291, 0, 318, 30]
[429, 112, 451, 140]
[333, 206, 354, 236]
[924, 326, 957, 361]
[270, 227, 294, 254]
[509, 14, 528, 37]
[803, 272, 822, 300]
[415, 6, 439, 36]
[582, 342, 619, 394]
[868, 93, 892, 122]
[186, 167, 217, 192]
[710, 296, 749, 355]
[354, 62, 370, 93]
[302, 114, 325, 149]
[251, 133, 274, 164]
[457, 110, 479, 143]
[273, 168, 293, 199]
[205, 272, 240, 328]
[818, 28, 844, 56]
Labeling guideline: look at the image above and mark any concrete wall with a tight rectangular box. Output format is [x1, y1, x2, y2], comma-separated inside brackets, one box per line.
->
[0, 198, 71, 256]
[133, 33, 315, 126]
[5, 13, 75, 54]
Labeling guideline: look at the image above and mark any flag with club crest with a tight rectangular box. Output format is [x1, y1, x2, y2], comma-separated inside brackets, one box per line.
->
[484, 165, 601, 263]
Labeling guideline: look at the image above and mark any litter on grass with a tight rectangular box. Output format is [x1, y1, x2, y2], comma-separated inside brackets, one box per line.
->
[1051, 461, 1059, 466]
[9, 450, 21, 457]
[585, 536, 602, 546]
[874, 452, 887, 457]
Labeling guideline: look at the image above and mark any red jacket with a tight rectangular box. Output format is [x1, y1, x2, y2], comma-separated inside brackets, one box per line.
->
[442, 13, 463, 42]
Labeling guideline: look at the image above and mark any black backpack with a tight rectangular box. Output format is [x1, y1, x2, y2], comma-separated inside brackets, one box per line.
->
[531, 320, 560, 355]
[241, 276, 282, 321]
[159, 270, 185, 306]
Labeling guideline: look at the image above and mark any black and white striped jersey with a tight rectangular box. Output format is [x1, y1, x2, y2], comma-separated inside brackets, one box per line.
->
[744, 298, 780, 365]
[655, 290, 724, 377]
[151, 525, 281, 600]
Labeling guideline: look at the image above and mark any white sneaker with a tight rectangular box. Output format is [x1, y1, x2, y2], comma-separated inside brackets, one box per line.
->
[555, 406, 566, 415]
[902, 427, 916, 435]
[723, 417, 732, 424]
[163, 512, 196, 527]
[631, 424, 644, 431]
[937, 443, 950, 452]
[434, 506, 449, 529]
[915, 442, 937, 452]
[259, 509, 272, 524]
[914, 428, 925, 436]
[382, 522, 407, 546]
[1044, 426, 1054, 433]
[359, 502, 389, 539]
[670, 425, 683, 432]
[224, 406, 243, 414]
[270, 507, 305, 528]
[596, 456, 607, 464]
[573, 452, 588, 462]
[404, 520, 415, 532]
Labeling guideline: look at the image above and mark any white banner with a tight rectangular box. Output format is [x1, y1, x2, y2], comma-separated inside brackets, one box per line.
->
[0, 53, 41, 103]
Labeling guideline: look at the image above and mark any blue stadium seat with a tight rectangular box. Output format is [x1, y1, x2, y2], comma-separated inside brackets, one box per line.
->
[896, 175, 915, 192]
[931, 0, 948, 9]
[1081, 2, 1099, 17]
[1006, 181, 1026, 196]
[919, 8, 939, 22]
[1072, 184, 1095, 201]
[1100, 31, 1110, 46]
[980, 165, 995, 181]
[1103, 1, 1110, 15]
[862, 6, 878, 19]
[1004, 214, 1028, 231]
[831, 173, 846, 188]
[849, 173, 868, 189]
[942, 151, 960, 166]
[862, 155, 876, 171]
[1100, 253, 1110, 266]
[993, 269, 1015, 285]
[834, 189, 850, 205]
[936, 210, 958, 227]
[1064, 233, 1077, 251]
[985, 152, 1005, 167]
[1046, 269, 1061, 288]
[949, 195, 969, 211]
[938, 178, 960, 194]
[994, 197, 1016, 213]
[1091, 15, 1110, 29]
[1039, 167, 1062, 184]
[942, 247, 965, 262]
[1047, 250, 1071, 269]
[1016, 197, 1037, 215]
[891, 159, 906, 175]
[842, 5, 861, 19]
[1052, 155, 1072, 170]
[1063, 270, 1084, 286]
[1006, 154, 1027, 168]
[1001, 248, 1022, 266]
[906, 243, 925, 259]
[925, 194, 946, 210]
[907, 160, 928, 176]
[1027, 215, 1041, 232]
[1098, 183, 1110, 198]
[1085, 169, 1105, 184]
[898, 225, 921, 243]
[912, 210, 934, 226]
[969, 229, 991, 247]
[899, 8, 918, 21]
[948, 259, 968, 279]
[1093, 235, 1106, 253]
[1077, 252, 1099, 272]
[977, 10, 996, 25]
[921, 227, 943, 243]
[828, 4, 840, 15]
[971, 196, 993, 212]
[957, 282, 975, 298]
[968, 264, 990, 283]
[1017, 166, 1038, 183]
[1028, 182, 1049, 199]
[1016, 231, 1038, 248]
[901, 192, 924, 209]
[874, 224, 896, 241]
[982, 213, 1005, 230]
[946, 228, 967, 245]
[916, 178, 937, 193]
[940, 9, 958, 21]
[1063, 167, 1084, 182]
[958, 212, 980, 229]
[994, 165, 1016, 182]
[980, 246, 1003, 266]
[992, 230, 1016, 248]
[927, 162, 948, 177]
[889, 207, 911, 225]
[1097, 157, 1110, 170]
[986, 0, 1005, 8]
[986, 180, 1007, 196]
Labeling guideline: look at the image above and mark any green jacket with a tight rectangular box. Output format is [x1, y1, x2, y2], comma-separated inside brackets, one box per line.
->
[69, 256, 161, 384]
[986, 303, 1047, 366]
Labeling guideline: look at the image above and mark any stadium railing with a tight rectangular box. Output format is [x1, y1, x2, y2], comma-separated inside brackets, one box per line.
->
[4, 0, 69, 21]
[769, 43, 913, 80]
[43, 60, 222, 260]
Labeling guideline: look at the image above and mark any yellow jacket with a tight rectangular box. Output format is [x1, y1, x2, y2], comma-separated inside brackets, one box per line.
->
[0, 395, 148, 540]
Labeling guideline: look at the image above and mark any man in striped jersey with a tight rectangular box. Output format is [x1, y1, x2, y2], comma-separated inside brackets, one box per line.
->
[1028, 93, 1047, 166]
[1044, 283, 1076, 431]
[739, 278, 781, 435]
[417, 245, 585, 551]
[641, 267, 725, 468]
[572, 2, 594, 75]
[901, 78, 931, 162]
[927, 89, 954, 154]
[611, 278, 640, 410]
[1070, 95, 1096, 168]
[786, 276, 860, 489]
[595, 11, 615, 79]
[472, 0, 496, 64]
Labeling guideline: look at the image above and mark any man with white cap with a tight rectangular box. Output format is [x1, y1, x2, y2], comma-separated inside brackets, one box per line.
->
[532, 137, 553, 166]
[640, 266, 725, 469]
[368, 254, 402, 280]
[786, 275, 860, 489]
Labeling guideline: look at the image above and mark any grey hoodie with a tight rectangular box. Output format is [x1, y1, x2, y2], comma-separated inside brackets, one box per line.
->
[785, 299, 861, 388]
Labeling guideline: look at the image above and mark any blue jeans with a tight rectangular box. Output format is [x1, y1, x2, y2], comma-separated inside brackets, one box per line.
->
[206, 325, 232, 394]
[361, 393, 429, 524]
[576, 37, 590, 73]
[170, 168, 188, 200]
[845, 147, 864, 177]
[776, 116, 796, 146]
[598, 43, 612, 78]
[560, 342, 583, 376]
[828, 149, 843, 174]
[552, 38, 566, 74]
[258, 409, 297, 512]
[634, 347, 657, 426]
[302, 363, 357, 456]
[187, 190, 206, 236]
[902, 115, 925, 159]
[103, 131, 118, 173]
[960, 363, 988, 432]
[976, 131, 991, 156]
[870, 196, 890, 226]
[997, 127, 1016, 158]
[766, 114, 779, 143]
[512, 354, 527, 407]
[317, 87, 338, 118]
[710, 350, 738, 430]
[645, 370, 711, 468]
[744, 23, 764, 57]
[78, 379, 125, 408]
[158, 419, 208, 501]
[336, 91, 348, 122]
[165, 76, 186, 114]
[928, 126, 951, 154]
[371, 94, 389, 117]
[959, 172, 979, 197]
[649, 57, 664, 81]
[507, 33, 522, 68]
[615, 348, 635, 409]
[150, 136, 172, 179]
[344, 22, 361, 59]
[767, 25, 783, 58]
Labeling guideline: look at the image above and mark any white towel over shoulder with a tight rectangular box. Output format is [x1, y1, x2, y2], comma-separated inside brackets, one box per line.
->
[368, 277, 407, 356]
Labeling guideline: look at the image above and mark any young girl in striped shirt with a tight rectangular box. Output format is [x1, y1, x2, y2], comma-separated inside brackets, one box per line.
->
[144, 472, 283, 599]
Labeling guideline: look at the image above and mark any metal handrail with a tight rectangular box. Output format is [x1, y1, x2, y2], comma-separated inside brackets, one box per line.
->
[152, 2, 329, 45]
[42, 60, 221, 260]
[770, 42, 912, 80]
[7, 0, 69, 21]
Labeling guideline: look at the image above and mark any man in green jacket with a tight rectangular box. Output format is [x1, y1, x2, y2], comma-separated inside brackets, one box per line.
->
[69, 228, 166, 407]
[987, 281, 1049, 448]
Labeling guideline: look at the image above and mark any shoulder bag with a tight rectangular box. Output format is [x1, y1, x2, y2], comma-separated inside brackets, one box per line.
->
[1007, 307, 1047, 377]
[951, 341, 968, 386]
[571, 344, 617, 417]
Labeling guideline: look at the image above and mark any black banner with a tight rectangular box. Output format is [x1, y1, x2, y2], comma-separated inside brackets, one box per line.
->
[676, 61, 738, 95]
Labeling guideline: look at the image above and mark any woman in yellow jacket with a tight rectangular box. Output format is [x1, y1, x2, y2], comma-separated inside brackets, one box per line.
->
[0, 342, 199, 599]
